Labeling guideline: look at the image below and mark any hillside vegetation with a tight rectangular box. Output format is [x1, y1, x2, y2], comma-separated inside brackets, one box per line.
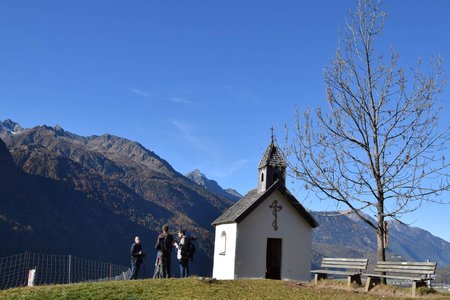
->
[0, 278, 449, 300]
[0, 121, 233, 275]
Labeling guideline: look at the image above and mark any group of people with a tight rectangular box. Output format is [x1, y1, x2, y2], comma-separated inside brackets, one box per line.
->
[130, 224, 194, 280]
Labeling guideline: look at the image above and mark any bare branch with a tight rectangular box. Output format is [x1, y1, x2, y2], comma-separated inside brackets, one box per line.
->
[285, 0, 449, 262]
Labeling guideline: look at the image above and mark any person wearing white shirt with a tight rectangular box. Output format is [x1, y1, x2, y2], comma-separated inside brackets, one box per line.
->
[174, 230, 190, 277]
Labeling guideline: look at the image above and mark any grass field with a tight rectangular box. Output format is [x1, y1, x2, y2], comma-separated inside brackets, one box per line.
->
[0, 277, 449, 300]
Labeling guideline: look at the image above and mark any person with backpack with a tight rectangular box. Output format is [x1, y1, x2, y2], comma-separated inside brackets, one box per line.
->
[154, 224, 174, 278]
[175, 229, 190, 278]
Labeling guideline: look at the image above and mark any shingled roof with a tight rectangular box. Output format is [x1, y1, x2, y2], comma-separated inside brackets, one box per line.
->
[212, 180, 318, 228]
[258, 142, 286, 169]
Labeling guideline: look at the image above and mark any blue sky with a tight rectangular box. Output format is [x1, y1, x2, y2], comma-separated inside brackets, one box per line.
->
[1, 1, 450, 242]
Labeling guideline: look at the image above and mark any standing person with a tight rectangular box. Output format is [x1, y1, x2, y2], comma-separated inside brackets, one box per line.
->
[152, 251, 163, 279]
[175, 229, 190, 278]
[155, 224, 174, 278]
[130, 236, 145, 280]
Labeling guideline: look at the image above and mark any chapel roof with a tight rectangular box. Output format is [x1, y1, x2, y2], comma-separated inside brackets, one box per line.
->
[212, 180, 318, 228]
[257, 141, 286, 169]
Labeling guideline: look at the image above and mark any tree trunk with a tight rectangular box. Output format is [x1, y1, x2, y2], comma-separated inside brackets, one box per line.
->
[377, 210, 387, 284]
[376, 226, 385, 261]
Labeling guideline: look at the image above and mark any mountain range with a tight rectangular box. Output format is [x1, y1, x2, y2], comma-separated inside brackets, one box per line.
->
[185, 169, 241, 202]
[311, 211, 450, 268]
[1, 119, 449, 277]
[0, 119, 233, 276]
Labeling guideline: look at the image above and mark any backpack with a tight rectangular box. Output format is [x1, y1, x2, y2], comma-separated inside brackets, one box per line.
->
[157, 234, 173, 253]
[189, 240, 196, 261]
[183, 237, 196, 262]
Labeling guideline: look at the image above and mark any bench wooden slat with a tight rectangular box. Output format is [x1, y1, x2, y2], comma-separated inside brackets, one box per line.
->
[374, 268, 435, 275]
[311, 270, 361, 276]
[320, 258, 368, 270]
[365, 273, 425, 281]
[322, 261, 368, 266]
[322, 258, 368, 263]
[376, 261, 436, 267]
[375, 264, 436, 270]
[375, 265, 436, 271]
[322, 261, 368, 265]
[321, 263, 367, 269]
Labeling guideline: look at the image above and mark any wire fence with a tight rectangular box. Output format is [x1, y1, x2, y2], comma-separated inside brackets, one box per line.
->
[0, 252, 131, 290]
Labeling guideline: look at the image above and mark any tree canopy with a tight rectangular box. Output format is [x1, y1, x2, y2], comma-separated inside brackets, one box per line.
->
[286, 0, 450, 261]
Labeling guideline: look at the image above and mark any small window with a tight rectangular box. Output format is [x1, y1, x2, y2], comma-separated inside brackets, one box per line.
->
[219, 231, 226, 255]
[261, 172, 264, 182]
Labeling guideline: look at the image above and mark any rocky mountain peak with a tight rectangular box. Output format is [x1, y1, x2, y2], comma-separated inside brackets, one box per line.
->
[54, 124, 64, 132]
[185, 169, 241, 202]
[85, 134, 178, 177]
[0, 119, 24, 134]
[186, 169, 206, 183]
[192, 169, 202, 175]
[224, 188, 242, 199]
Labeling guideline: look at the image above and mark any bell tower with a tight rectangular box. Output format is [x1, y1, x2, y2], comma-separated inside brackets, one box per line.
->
[257, 129, 286, 193]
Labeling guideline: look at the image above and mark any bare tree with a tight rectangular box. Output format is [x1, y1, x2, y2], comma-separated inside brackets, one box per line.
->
[286, 0, 449, 262]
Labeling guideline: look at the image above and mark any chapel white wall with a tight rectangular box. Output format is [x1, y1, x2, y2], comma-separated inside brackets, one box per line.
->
[212, 223, 237, 279]
[234, 190, 312, 281]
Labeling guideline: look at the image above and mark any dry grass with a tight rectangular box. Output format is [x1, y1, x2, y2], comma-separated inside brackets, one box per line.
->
[0, 277, 448, 300]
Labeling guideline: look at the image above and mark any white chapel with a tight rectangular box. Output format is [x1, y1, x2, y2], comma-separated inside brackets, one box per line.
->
[212, 138, 318, 281]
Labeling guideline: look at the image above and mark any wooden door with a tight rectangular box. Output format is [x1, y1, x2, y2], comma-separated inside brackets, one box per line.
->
[265, 238, 282, 279]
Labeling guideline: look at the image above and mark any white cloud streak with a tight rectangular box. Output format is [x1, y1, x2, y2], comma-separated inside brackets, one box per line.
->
[168, 97, 198, 105]
[130, 88, 198, 105]
[209, 159, 252, 178]
[168, 119, 203, 147]
[130, 88, 152, 98]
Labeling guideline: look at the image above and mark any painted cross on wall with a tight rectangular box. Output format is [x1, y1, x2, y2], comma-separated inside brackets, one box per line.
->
[269, 200, 282, 230]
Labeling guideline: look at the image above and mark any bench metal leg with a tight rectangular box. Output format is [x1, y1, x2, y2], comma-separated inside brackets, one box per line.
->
[314, 273, 328, 284]
[412, 281, 427, 298]
[365, 276, 381, 292]
[348, 275, 362, 287]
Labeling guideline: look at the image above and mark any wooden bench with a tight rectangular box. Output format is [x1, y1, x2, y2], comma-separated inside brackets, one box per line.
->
[311, 258, 369, 287]
[365, 261, 437, 297]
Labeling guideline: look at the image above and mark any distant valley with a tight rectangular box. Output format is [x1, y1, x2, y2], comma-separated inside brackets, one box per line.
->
[311, 211, 450, 268]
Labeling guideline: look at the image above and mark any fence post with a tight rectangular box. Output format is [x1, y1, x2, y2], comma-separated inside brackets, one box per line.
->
[68, 255, 72, 284]
[109, 263, 112, 281]
[23, 252, 30, 286]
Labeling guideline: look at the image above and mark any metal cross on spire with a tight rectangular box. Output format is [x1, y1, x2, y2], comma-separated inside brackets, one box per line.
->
[270, 126, 275, 144]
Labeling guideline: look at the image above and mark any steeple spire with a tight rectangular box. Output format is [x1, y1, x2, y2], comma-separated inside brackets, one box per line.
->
[257, 129, 286, 192]
[270, 126, 275, 144]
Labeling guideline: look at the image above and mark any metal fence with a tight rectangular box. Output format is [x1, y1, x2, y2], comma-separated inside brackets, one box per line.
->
[0, 252, 131, 290]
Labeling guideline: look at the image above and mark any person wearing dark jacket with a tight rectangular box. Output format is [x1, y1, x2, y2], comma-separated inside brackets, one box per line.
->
[154, 224, 174, 278]
[130, 236, 145, 279]
[175, 229, 190, 278]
